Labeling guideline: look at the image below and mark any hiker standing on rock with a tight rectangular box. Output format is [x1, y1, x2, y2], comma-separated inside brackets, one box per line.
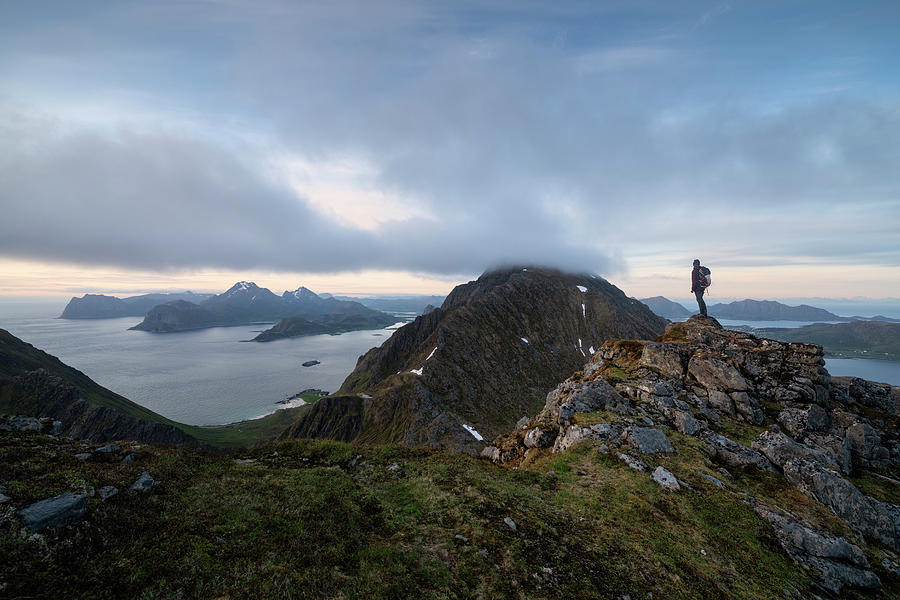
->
[691, 259, 710, 317]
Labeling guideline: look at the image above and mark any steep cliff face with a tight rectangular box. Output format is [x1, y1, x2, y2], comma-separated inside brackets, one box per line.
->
[0, 370, 201, 446]
[0, 328, 202, 447]
[484, 316, 900, 594]
[282, 267, 667, 452]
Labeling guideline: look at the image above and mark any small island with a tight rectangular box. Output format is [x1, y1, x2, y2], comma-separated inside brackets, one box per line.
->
[302, 360, 320, 367]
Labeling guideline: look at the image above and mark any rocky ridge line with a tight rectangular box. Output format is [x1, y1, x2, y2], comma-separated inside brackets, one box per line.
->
[483, 316, 900, 595]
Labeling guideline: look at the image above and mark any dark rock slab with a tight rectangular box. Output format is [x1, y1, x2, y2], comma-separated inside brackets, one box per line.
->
[18, 493, 88, 531]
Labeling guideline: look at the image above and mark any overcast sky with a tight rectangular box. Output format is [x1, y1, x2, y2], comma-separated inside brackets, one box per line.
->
[1, 1, 898, 299]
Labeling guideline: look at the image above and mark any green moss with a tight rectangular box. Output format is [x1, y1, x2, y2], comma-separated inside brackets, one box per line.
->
[850, 471, 900, 505]
[0, 432, 821, 599]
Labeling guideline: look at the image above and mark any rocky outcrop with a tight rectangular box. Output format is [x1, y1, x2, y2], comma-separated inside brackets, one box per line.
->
[281, 267, 667, 453]
[754, 502, 880, 594]
[484, 315, 900, 579]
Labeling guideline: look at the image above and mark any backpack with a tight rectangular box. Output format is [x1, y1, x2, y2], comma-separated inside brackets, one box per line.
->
[698, 266, 711, 289]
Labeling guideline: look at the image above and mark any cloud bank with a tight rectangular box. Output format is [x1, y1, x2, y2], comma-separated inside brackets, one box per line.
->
[1, 1, 898, 279]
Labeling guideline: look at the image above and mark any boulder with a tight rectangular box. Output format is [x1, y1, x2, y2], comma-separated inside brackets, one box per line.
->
[688, 353, 750, 392]
[523, 427, 557, 449]
[701, 431, 775, 472]
[481, 446, 501, 462]
[652, 466, 680, 491]
[627, 427, 674, 454]
[0, 415, 42, 432]
[95, 444, 120, 454]
[98, 486, 118, 501]
[673, 410, 701, 436]
[129, 471, 156, 493]
[777, 405, 829, 439]
[845, 423, 890, 471]
[640, 343, 688, 380]
[617, 453, 646, 472]
[552, 424, 615, 453]
[18, 493, 88, 531]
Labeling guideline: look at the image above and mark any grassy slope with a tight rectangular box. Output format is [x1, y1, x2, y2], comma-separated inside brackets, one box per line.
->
[10, 428, 887, 600]
[0, 329, 319, 448]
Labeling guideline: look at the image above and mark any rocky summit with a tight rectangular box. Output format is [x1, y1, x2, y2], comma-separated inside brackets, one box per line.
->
[485, 315, 900, 595]
[282, 267, 666, 452]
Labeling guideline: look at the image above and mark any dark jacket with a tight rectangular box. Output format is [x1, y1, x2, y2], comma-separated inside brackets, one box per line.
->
[691, 265, 702, 293]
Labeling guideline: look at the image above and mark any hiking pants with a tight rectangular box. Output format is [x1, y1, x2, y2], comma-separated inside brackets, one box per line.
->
[695, 290, 707, 317]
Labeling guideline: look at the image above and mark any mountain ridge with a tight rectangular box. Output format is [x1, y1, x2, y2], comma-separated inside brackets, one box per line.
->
[60, 291, 213, 319]
[282, 267, 667, 452]
[130, 282, 395, 333]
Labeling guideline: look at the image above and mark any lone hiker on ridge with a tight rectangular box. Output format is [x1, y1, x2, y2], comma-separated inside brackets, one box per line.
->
[691, 259, 710, 317]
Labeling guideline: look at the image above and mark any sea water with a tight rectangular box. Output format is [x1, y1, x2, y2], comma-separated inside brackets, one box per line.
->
[0, 298, 404, 426]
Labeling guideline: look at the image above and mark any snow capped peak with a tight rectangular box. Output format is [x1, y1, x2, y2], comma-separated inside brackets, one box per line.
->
[289, 286, 320, 301]
[225, 281, 256, 295]
[576, 285, 587, 293]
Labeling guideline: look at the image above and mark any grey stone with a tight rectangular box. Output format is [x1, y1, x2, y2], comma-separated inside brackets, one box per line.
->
[652, 466, 680, 491]
[618, 453, 646, 472]
[754, 431, 900, 552]
[504, 517, 517, 531]
[95, 444, 120, 454]
[481, 446, 501, 462]
[0, 493, 10, 504]
[0, 415, 42, 432]
[706, 390, 735, 415]
[18, 493, 88, 531]
[51, 420, 63, 435]
[122, 453, 136, 463]
[515, 416, 531, 429]
[98, 486, 118, 501]
[701, 431, 776, 472]
[731, 391, 764, 425]
[129, 471, 155, 493]
[674, 410, 701, 436]
[75, 453, 91, 461]
[387, 462, 401, 472]
[688, 354, 750, 392]
[696, 471, 726, 488]
[640, 342, 688, 379]
[627, 427, 674, 454]
[523, 427, 557, 449]
[755, 502, 880, 594]
[454, 534, 469, 543]
[552, 423, 615, 453]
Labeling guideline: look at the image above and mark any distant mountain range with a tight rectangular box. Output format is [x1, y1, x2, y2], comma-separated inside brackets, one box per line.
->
[129, 282, 396, 334]
[639, 296, 692, 320]
[60, 292, 213, 319]
[640, 297, 900, 323]
[330, 294, 446, 315]
[756, 321, 900, 360]
[281, 266, 667, 452]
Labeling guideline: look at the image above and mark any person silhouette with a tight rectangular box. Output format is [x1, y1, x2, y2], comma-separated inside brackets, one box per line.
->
[691, 259, 708, 317]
